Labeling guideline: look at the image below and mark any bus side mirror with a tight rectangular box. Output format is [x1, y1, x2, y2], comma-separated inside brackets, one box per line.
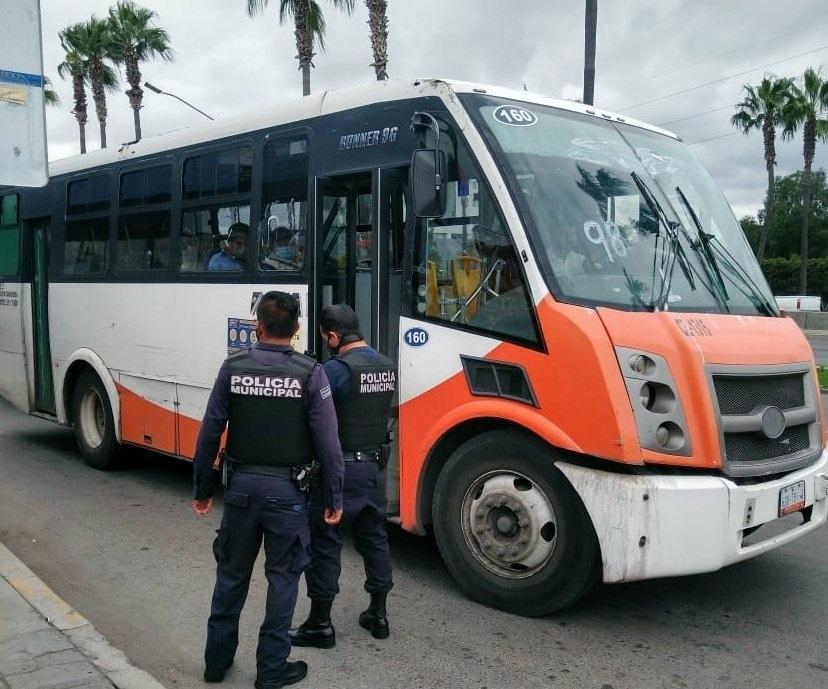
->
[411, 148, 446, 218]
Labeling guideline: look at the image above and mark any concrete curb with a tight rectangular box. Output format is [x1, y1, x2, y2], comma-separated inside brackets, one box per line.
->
[0, 542, 167, 689]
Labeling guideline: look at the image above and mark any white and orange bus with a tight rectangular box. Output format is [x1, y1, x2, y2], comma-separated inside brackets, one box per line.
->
[1, 79, 826, 615]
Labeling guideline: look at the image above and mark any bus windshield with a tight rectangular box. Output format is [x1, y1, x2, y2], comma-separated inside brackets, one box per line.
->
[462, 94, 776, 315]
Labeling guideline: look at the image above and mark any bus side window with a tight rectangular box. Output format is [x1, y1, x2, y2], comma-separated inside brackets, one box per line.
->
[411, 120, 538, 344]
[179, 146, 253, 273]
[259, 138, 308, 272]
[64, 176, 112, 275]
[116, 165, 172, 272]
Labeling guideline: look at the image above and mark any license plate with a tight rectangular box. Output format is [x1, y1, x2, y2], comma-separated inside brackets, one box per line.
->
[779, 480, 806, 517]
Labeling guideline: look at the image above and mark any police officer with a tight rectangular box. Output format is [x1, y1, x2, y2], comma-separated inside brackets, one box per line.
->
[291, 304, 396, 649]
[192, 291, 344, 688]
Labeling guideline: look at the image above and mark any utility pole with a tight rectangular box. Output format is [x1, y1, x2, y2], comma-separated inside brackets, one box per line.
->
[583, 0, 598, 105]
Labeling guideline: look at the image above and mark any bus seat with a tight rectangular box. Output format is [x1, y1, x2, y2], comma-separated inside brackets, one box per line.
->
[451, 255, 482, 320]
[426, 260, 440, 317]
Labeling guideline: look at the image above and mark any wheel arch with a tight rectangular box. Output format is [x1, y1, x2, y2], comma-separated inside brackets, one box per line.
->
[58, 349, 121, 442]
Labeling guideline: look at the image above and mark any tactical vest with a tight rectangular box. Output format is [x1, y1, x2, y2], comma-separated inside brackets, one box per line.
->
[333, 348, 397, 451]
[226, 349, 316, 466]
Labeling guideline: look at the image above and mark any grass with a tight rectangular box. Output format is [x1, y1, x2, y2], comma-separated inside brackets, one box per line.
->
[819, 367, 828, 391]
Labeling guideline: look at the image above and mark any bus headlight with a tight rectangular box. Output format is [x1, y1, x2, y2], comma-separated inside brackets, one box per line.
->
[615, 347, 691, 456]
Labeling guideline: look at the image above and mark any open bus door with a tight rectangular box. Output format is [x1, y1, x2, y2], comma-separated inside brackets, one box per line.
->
[315, 166, 408, 513]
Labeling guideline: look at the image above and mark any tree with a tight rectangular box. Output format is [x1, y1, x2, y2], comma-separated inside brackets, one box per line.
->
[731, 76, 792, 261]
[57, 32, 89, 154]
[60, 19, 119, 149]
[365, 0, 388, 80]
[108, 1, 173, 142]
[247, 0, 355, 97]
[43, 77, 60, 107]
[782, 67, 828, 295]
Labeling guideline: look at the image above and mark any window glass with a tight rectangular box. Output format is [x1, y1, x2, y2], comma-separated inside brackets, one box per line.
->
[412, 119, 537, 343]
[259, 138, 308, 271]
[0, 194, 20, 276]
[180, 204, 250, 272]
[64, 217, 109, 274]
[183, 147, 253, 200]
[67, 175, 111, 214]
[116, 210, 171, 271]
[120, 165, 172, 207]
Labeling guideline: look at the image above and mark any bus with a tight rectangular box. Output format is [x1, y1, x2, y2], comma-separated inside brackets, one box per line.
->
[1, 78, 825, 616]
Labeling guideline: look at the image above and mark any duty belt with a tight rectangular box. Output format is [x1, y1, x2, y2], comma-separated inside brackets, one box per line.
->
[232, 463, 295, 477]
[343, 449, 383, 463]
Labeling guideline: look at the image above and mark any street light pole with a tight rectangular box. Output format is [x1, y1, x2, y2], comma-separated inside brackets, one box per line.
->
[144, 82, 215, 121]
[583, 0, 598, 105]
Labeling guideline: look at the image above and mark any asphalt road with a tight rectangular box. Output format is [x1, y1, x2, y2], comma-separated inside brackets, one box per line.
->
[1, 399, 827, 689]
[806, 331, 828, 367]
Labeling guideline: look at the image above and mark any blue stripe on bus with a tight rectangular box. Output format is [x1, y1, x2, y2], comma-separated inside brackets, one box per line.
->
[0, 69, 44, 88]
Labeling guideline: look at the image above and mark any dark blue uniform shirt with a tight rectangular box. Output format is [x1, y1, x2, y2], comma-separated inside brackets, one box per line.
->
[323, 345, 384, 402]
[192, 343, 344, 509]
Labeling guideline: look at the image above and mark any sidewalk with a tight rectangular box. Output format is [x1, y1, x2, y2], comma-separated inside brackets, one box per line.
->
[0, 543, 166, 689]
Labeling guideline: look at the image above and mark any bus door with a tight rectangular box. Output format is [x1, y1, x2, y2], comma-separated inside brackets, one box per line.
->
[28, 218, 55, 414]
[316, 167, 408, 514]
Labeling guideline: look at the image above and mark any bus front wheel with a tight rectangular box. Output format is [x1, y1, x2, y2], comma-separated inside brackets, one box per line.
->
[432, 430, 600, 616]
[71, 370, 118, 470]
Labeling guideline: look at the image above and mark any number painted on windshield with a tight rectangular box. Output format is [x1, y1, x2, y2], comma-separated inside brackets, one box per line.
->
[404, 327, 429, 347]
[493, 105, 538, 127]
[584, 220, 627, 263]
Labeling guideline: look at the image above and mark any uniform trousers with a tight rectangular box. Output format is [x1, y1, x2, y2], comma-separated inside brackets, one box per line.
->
[304, 460, 393, 601]
[205, 472, 309, 681]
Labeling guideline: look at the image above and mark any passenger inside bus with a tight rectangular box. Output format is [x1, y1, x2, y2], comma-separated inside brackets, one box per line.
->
[262, 225, 303, 270]
[207, 223, 248, 271]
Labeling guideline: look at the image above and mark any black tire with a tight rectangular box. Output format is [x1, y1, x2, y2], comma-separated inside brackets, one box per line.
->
[432, 430, 600, 616]
[71, 370, 118, 470]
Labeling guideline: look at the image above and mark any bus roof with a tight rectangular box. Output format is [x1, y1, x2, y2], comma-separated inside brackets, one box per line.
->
[48, 78, 679, 178]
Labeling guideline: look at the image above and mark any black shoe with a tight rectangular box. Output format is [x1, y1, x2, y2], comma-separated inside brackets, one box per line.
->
[359, 609, 390, 639]
[254, 661, 308, 689]
[289, 618, 336, 649]
[203, 660, 232, 682]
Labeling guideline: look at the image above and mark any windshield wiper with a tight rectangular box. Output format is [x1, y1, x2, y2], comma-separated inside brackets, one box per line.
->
[631, 172, 695, 311]
[674, 186, 730, 312]
[674, 186, 777, 317]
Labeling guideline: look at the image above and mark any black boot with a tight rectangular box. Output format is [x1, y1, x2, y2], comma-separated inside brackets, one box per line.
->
[359, 592, 390, 639]
[203, 660, 232, 683]
[289, 599, 336, 649]
[254, 660, 308, 689]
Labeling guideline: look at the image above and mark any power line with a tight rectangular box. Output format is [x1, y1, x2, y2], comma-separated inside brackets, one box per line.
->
[657, 105, 734, 127]
[687, 132, 740, 146]
[617, 45, 828, 112]
[607, 17, 828, 91]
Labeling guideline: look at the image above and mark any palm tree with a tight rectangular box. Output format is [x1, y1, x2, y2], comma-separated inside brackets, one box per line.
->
[365, 0, 388, 80]
[731, 76, 792, 261]
[782, 67, 828, 295]
[247, 0, 355, 97]
[58, 33, 88, 153]
[61, 19, 119, 149]
[108, 1, 173, 142]
[43, 78, 60, 107]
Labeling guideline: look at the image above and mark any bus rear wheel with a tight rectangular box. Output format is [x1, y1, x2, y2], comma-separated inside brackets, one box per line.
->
[432, 430, 600, 616]
[72, 370, 118, 470]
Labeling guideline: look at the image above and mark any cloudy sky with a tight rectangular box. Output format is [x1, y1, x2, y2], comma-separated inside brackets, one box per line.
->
[40, 0, 827, 219]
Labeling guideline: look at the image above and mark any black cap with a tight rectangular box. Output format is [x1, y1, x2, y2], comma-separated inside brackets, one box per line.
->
[320, 304, 363, 344]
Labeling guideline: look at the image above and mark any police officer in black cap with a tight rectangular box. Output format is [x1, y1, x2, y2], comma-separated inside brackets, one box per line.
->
[192, 291, 344, 688]
[291, 304, 396, 648]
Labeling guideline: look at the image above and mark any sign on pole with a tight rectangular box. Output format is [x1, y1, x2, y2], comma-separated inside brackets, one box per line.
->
[0, 0, 48, 187]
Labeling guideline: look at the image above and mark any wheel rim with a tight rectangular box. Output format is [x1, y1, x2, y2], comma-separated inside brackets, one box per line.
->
[79, 388, 106, 449]
[461, 470, 557, 579]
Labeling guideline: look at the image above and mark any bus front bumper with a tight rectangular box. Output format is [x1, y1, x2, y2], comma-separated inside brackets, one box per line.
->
[557, 449, 828, 584]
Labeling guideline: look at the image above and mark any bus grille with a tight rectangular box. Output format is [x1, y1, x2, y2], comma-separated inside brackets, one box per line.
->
[709, 367, 820, 477]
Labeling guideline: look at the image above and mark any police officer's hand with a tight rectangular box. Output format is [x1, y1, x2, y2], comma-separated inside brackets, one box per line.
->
[323, 507, 343, 525]
[192, 498, 213, 515]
